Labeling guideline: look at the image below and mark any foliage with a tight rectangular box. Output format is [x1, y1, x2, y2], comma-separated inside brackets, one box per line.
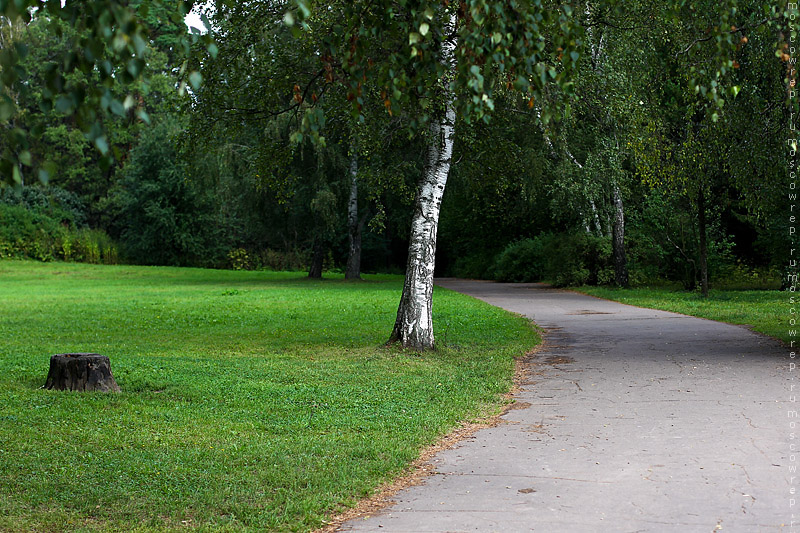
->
[111, 119, 227, 267]
[624, 189, 735, 289]
[0, 203, 117, 264]
[0, 260, 539, 532]
[0, 183, 87, 227]
[491, 232, 612, 287]
[0, 0, 213, 185]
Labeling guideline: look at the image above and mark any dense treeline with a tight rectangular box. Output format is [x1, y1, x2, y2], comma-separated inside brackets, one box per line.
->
[0, 0, 790, 293]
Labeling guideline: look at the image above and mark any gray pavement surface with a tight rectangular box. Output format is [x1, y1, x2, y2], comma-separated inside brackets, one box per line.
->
[339, 280, 793, 532]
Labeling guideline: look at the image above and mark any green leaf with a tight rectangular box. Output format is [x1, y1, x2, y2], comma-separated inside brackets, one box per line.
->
[207, 43, 219, 59]
[18, 150, 31, 166]
[95, 136, 109, 155]
[55, 96, 73, 114]
[110, 99, 125, 116]
[420, 22, 429, 37]
[0, 97, 15, 121]
[12, 165, 21, 185]
[409, 32, 421, 45]
[189, 71, 203, 90]
[13, 42, 28, 59]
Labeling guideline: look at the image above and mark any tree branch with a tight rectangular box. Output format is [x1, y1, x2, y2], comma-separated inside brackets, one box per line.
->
[675, 16, 779, 58]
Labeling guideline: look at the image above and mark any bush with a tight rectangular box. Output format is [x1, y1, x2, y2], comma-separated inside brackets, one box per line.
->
[0, 185, 87, 228]
[0, 204, 117, 264]
[490, 232, 612, 287]
[490, 238, 546, 283]
[112, 120, 227, 267]
[255, 248, 307, 271]
[448, 254, 497, 280]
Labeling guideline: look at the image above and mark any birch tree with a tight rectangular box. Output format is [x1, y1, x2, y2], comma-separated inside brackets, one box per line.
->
[289, 0, 582, 349]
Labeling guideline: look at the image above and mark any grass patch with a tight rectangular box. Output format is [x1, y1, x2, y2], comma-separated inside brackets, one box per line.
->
[576, 286, 787, 344]
[0, 260, 538, 532]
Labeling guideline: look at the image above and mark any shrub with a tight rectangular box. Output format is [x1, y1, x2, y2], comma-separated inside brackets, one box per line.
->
[0, 185, 87, 228]
[112, 120, 227, 267]
[0, 203, 118, 265]
[227, 248, 252, 270]
[255, 248, 307, 271]
[490, 238, 546, 283]
[490, 232, 612, 287]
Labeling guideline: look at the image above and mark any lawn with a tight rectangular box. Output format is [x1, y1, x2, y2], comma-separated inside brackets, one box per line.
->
[0, 260, 539, 532]
[576, 286, 787, 345]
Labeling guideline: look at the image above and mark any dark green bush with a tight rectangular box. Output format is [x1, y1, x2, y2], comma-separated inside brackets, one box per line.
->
[112, 120, 227, 267]
[491, 232, 612, 287]
[0, 204, 117, 264]
[490, 238, 546, 283]
[0, 185, 87, 228]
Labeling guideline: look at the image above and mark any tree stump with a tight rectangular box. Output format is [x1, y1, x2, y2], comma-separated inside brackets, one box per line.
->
[43, 353, 121, 392]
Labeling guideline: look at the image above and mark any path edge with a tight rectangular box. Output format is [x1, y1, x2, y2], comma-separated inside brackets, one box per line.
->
[315, 323, 548, 533]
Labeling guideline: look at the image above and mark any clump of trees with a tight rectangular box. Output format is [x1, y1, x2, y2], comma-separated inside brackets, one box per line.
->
[0, 0, 794, 348]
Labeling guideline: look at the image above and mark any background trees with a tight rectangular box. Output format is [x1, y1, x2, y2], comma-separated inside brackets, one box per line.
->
[0, 0, 794, 341]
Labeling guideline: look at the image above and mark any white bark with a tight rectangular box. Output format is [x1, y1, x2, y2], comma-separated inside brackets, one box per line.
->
[345, 145, 361, 280]
[590, 199, 603, 235]
[612, 182, 628, 286]
[390, 13, 457, 350]
[562, 144, 602, 235]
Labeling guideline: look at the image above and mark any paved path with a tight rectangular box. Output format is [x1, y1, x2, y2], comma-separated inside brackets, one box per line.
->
[340, 280, 792, 532]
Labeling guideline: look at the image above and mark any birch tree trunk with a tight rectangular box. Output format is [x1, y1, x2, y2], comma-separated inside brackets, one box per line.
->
[697, 187, 709, 297]
[388, 14, 457, 350]
[345, 148, 362, 280]
[611, 183, 628, 287]
[590, 199, 603, 235]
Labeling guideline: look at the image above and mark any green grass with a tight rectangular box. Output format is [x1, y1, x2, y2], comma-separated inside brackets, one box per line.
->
[0, 260, 539, 532]
[576, 286, 787, 344]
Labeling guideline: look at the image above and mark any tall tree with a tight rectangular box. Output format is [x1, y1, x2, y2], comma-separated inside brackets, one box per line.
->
[291, 0, 583, 349]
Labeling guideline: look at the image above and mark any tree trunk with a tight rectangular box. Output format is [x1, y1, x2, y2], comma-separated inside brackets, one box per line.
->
[308, 237, 325, 279]
[697, 188, 709, 297]
[388, 106, 455, 350]
[611, 183, 628, 287]
[590, 199, 603, 235]
[44, 353, 120, 392]
[389, 13, 457, 350]
[345, 148, 362, 280]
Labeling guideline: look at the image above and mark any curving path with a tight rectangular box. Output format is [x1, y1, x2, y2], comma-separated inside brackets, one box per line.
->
[340, 280, 791, 532]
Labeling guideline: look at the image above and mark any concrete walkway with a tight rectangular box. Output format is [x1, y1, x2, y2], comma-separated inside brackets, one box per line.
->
[340, 280, 792, 532]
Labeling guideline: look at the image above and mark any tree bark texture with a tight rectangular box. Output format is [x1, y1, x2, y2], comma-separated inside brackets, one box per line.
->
[44, 353, 120, 392]
[611, 184, 628, 287]
[308, 237, 325, 279]
[590, 199, 603, 236]
[389, 14, 457, 350]
[345, 148, 362, 280]
[389, 108, 455, 350]
[697, 188, 709, 297]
